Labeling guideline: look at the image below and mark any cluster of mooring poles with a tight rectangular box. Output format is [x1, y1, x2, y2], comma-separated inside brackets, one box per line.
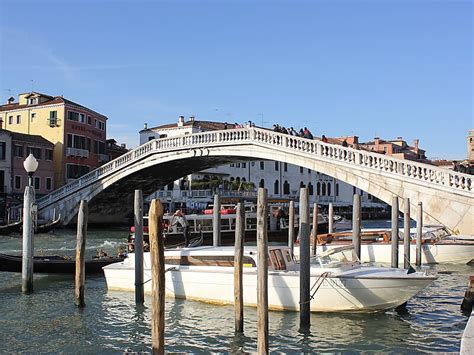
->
[20, 184, 426, 354]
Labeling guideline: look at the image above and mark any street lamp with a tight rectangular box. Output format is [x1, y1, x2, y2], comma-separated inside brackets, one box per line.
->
[23, 153, 39, 186]
[21, 153, 38, 293]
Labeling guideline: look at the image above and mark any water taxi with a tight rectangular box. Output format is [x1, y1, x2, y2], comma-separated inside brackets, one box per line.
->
[103, 245, 436, 312]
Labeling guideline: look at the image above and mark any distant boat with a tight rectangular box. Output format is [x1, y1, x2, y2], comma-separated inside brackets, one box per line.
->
[35, 214, 61, 234]
[0, 253, 125, 274]
[0, 220, 22, 236]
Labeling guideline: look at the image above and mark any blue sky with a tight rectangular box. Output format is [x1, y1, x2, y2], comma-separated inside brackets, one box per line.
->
[0, 0, 472, 159]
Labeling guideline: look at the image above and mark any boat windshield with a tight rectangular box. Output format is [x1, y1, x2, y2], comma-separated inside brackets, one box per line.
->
[313, 246, 360, 267]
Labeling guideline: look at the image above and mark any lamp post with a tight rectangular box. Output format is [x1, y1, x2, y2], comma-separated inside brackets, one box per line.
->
[22, 153, 38, 293]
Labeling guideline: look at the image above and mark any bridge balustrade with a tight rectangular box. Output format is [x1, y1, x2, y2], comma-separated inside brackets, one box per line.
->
[36, 126, 472, 210]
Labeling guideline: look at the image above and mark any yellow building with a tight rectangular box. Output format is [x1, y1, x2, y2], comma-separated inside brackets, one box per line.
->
[0, 92, 108, 188]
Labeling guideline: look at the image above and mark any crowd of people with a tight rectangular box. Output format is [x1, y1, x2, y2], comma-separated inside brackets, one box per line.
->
[272, 124, 314, 139]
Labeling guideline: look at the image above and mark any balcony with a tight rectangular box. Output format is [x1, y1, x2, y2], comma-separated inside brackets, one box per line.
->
[66, 147, 89, 158]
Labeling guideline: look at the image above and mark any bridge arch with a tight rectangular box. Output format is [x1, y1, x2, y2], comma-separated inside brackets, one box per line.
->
[37, 128, 473, 234]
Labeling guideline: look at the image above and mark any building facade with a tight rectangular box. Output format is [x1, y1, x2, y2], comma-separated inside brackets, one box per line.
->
[360, 137, 427, 162]
[0, 92, 108, 188]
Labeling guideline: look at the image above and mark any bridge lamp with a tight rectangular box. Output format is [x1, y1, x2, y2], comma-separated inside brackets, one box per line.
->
[23, 153, 39, 187]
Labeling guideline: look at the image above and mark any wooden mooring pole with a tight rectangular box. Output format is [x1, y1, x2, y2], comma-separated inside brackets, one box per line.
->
[311, 202, 318, 257]
[134, 190, 145, 304]
[288, 200, 295, 253]
[352, 194, 361, 260]
[257, 188, 269, 354]
[416, 202, 423, 267]
[149, 199, 165, 354]
[391, 196, 399, 268]
[234, 202, 245, 333]
[299, 187, 310, 330]
[461, 276, 474, 314]
[21, 185, 35, 293]
[75, 200, 88, 307]
[328, 202, 334, 234]
[213, 194, 221, 247]
[404, 198, 411, 269]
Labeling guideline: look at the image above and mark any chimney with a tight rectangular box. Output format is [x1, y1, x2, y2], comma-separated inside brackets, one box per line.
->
[178, 115, 185, 127]
[121, 143, 126, 149]
[7, 97, 14, 104]
[396, 136, 403, 140]
[413, 139, 419, 153]
[374, 137, 380, 145]
[143, 122, 148, 130]
[189, 116, 195, 122]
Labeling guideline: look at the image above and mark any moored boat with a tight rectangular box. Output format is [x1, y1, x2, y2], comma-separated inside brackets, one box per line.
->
[0, 220, 22, 235]
[293, 226, 474, 265]
[103, 245, 436, 312]
[0, 253, 125, 274]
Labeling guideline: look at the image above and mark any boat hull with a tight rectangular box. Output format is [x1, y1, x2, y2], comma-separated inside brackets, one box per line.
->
[103, 263, 434, 312]
[0, 253, 125, 274]
[294, 242, 474, 265]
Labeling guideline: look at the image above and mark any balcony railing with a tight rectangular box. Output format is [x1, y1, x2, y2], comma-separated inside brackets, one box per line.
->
[98, 154, 109, 162]
[66, 148, 89, 158]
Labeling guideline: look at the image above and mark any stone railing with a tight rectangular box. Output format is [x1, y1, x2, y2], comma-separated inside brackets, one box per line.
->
[37, 127, 472, 209]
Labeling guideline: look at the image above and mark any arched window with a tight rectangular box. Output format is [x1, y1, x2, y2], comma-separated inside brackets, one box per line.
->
[283, 180, 290, 195]
[308, 182, 314, 196]
[327, 183, 331, 196]
[259, 179, 265, 188]
[300, 181, 305, 188]
[242, 177, 246, 182]
[230, 177, 234, 182]
[317, 182, 321, 195]
[236, 177, 241, 183]
[274, 179, 279, 195]
[322, 183, 326, 196]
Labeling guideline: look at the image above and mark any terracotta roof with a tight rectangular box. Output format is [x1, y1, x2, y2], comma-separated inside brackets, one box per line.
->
[9, 131, 54, 146]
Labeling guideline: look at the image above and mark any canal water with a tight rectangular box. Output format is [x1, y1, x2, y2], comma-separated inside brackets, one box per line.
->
[0, 223, 471, 353]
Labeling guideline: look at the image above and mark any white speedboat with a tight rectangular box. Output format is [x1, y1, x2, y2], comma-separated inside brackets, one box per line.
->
[294, 225, 474, 265]
[103, 245, 436, 312]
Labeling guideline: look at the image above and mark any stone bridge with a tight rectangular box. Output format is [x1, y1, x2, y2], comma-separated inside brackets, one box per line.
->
[37, 127, 473, 234]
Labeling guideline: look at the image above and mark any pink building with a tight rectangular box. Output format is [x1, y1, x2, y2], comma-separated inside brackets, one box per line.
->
[10, 131, 55, 197]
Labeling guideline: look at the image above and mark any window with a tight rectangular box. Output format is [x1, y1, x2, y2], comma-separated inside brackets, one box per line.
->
[336, 183, 339, 196]
[45, 149, 53, 161]
[322, 183, 326, 196]
[284, 163, 288, 172]
[68, 111, 79, 121]
[67, 134, 87, 149]
[27, 147, 42, 160]
[46, 177, 52, 191]
[308, 182, 314, 196]
[259, 179, 265, 188]
[230, 163, 235, 167]
[98, 121, 105, 130]
[0, 142, 5, 160]
[167, 182, 174, 190]
[34, 177, 40, 190]
[49, 111, 57, 127]
[260, 161, 264, 170]
[16, 115, 21, 124]
[274, 161, 279, 171]
[14, 145, 23, 157]
[283, 181, 290, 195]
[80, 113, 86, 123]
[148, 136, 155, 141]
[14, 176, 21, 189]
[274, 179, 279, 194]
[300, 166, 303, 173]
[241, 163, 246, 168]
[31, 112, 36, 119]
[87, 116, 92, 125]
[236, 163, 241, 168]
[8, 116, 13, 125]
[300, 181, 305, 188]
[353, 186, 356, 195]
[327, 183, 331, 196]
[317, 182, 321, 195]
[308, 169, 311, 174]
[29, 98, 37, 105]
[66, 164, 90, 179]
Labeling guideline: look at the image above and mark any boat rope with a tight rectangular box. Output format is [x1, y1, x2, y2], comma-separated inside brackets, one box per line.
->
[137, 266, 177, 286]
[300, 271, 332, 305]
